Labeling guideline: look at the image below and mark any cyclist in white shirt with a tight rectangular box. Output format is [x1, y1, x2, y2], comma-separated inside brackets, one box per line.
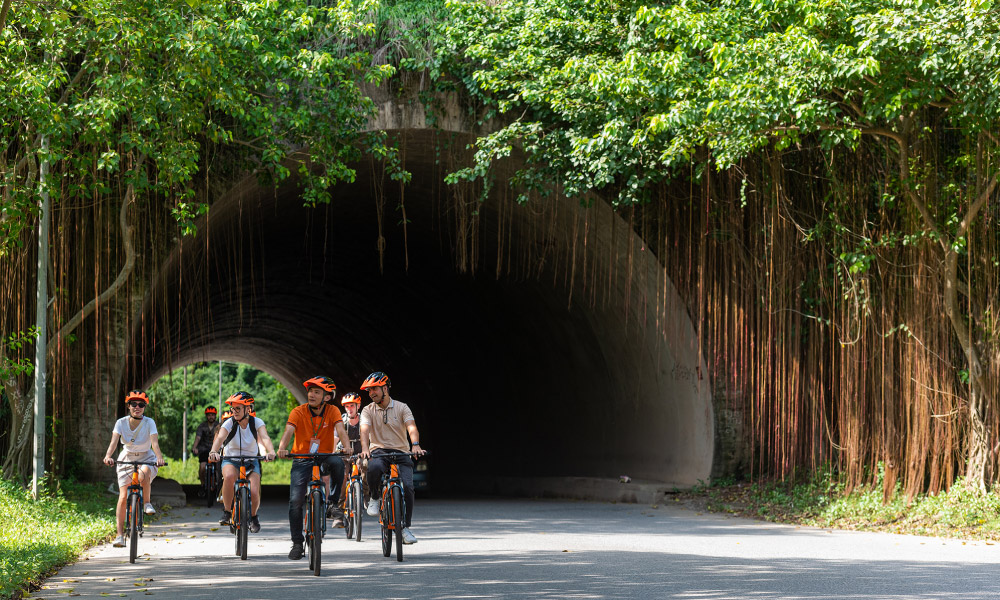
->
[208, 391, 277, 533]
[102, 390, 166, 548]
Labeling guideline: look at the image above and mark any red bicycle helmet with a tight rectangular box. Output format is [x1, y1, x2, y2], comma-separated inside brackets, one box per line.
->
[125, 390, 149, 405]
[225, 391, 255, 406]
[205, 406, 218, 414]
[341, 392, 361, 405]
[360, 372, 390, 390]
[303, 375, 336, 393]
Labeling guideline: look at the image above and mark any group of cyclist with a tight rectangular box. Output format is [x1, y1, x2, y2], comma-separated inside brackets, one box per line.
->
[103, 370, 426, 559]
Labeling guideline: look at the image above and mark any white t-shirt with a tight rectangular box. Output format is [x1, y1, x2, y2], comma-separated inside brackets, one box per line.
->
[220, 416, 266, 457]
[113, 416, 158, 457]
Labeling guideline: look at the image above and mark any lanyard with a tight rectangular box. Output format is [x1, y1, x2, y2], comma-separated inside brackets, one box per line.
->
[308, 405, 326, 438]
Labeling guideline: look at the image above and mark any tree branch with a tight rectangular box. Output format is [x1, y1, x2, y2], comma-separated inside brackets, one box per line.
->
[957, 172, 999, 239]
[0, 0, 12, 35]
[47, 154, 146, 354]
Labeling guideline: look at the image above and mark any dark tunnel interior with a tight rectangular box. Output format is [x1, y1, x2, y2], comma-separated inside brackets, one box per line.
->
[127, 129, 713, 492]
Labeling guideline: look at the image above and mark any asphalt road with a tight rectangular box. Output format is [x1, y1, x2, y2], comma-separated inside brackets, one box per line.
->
[36, 497, 1000, 599]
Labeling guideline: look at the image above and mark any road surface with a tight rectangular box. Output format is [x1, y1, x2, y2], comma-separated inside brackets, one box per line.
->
[35, 497, 1000, 599]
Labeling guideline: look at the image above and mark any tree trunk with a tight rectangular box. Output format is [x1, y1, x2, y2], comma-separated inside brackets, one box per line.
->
[2, 378, 34, 484]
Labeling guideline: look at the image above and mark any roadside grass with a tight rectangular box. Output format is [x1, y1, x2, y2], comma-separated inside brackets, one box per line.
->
[158, 456, 290, 485]
[680, 467, 1000, 540]
[0, 478, 115, 599]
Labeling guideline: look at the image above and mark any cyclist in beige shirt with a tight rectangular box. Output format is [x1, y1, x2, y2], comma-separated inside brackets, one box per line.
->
[359, 371, 426, 544]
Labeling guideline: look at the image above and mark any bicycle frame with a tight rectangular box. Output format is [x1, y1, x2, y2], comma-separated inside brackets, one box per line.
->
[113, 459, 162, 564]
[375, 450, 424, 562]
[286, 452, 347, 576]
[221, 456, 260, 560]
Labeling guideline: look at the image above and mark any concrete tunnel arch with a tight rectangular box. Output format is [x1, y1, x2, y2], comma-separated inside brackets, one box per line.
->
[126, 126, 714, 493]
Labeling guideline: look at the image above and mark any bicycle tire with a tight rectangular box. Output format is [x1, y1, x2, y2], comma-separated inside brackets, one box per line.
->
[239, 486, 250, 560]
[380, 492, 391, 557]
[392, 485, 404, 562]
[129, 493, 140, 564]
[306, 497, 314, 571]
[344, 489, 354, 540]
[311, 491, 323, 576]
[353, 482, 363, 542]
[205, 464, 215, 508]
[234, 506, 242, 556]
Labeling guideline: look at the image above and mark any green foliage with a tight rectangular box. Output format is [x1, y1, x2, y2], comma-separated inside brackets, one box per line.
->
[146, 362, 297, 459]
[0, 478, 115, 598]
[0, 328, 38, 382]
[435, 0, 1000, 206]
[158, 454, 291, 485]
[698, 465, 1000, 539]
[1, 0, 397, 251]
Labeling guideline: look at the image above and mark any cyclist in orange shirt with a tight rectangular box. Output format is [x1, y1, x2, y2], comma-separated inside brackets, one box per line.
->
[276, 375, 351, 560]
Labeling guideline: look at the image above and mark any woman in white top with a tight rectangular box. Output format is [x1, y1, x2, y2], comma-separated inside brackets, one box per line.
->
[208, 391, 276, 534]
[102, 390, 166, 548]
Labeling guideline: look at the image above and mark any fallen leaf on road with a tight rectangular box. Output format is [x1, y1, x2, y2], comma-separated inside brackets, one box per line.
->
[210, 527, 219, 531]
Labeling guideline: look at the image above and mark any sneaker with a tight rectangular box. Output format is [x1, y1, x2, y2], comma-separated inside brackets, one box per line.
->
[112, 535, 126, 547]
[331, 516, 344, 529]
[288, 542, 304, 560]
[249, 515, 261, 534]
[366, 498, 379, 517]
[401, 528, 417, 545]
[144, 503, 156, 515]
[326, 504, 342, 519]
[219, 510, 231, 526]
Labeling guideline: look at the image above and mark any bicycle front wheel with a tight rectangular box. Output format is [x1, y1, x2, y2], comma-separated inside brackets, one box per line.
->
[238, 487, 250, 560]
[392, 485, 404, 562]
[352, 481, 363, 542]
[344, 489, 354, 540]
[129, 493, 140, 564]
[380, 494, 391, 557]
[310, 492, 323, 576]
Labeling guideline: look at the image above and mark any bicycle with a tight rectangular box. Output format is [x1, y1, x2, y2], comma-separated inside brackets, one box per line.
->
[221, 455, 264, 560]
[344, 456, 365, 542]
[203, 459, 222, 508]
[114, 460, 165, 564]
[286, 452, 346, 576]
[376, 451, 424, 562]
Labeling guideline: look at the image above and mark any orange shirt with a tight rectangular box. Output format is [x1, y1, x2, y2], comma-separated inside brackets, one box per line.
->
[287, 403, 343, 454]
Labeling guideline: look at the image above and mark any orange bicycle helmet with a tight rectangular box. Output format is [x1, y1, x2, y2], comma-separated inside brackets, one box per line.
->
[360, 372, 390, 390]
[341, 392, 361, 405]
[221, 411, 233, 420]
[205, 406, 218, 414]
[303, 375, 336, 393]
[225, 391, 255, 406]
[125, 390, 149, 405]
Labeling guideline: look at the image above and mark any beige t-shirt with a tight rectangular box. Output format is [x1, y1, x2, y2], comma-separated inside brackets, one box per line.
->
[360, 398, 414, 452]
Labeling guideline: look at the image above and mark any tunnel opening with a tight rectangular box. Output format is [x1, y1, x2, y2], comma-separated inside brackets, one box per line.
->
[126, 129, 712, 495]
[142, 360, 297, 477]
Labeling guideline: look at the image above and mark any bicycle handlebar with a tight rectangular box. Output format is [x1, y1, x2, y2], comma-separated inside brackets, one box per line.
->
[226, 455, 273, 463]
[367, 450, 429, 457]
[285, 452, 350, 459]
[113, 460, 166, 467]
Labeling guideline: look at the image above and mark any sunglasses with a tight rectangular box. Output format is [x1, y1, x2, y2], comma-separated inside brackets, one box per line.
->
[128, 401, 147, 408]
